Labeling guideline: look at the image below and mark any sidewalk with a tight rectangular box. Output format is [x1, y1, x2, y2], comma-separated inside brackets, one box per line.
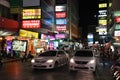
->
[1, 57, 21, 63]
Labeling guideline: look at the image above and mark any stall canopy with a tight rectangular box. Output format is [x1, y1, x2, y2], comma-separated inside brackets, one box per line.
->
[0, 17, 19, 36]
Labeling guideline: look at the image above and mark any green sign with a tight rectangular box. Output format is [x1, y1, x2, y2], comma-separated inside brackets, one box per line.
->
[115, 24, 120, 30]
[114, 11, 120, 17]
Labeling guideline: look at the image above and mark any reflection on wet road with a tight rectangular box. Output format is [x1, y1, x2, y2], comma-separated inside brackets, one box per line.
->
[0, 61, 110, 80]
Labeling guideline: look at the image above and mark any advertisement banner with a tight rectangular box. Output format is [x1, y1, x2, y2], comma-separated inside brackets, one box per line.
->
[22, 8, 41, 19]
[22, 20, 40, 28]
[0, 17, 18, 31]
[19, 29, 39, 38]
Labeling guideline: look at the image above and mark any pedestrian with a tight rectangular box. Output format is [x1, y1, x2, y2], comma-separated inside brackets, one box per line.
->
[100, 47, 107, 68]
[21, 51, 27, 62]
[27, 51, 33, 59]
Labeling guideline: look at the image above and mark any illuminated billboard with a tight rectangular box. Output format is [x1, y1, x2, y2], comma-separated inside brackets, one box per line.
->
[12, 40, 27, 52]
[114, 30, 120, 36]
[55, 34, 66, 39]
[56, 25, 67, 31]
[98, 10, 107, 18]
[115, 24, 120, 30]
[55, 5, 66, 12]
[19, 29, 38, 38]
[99, 3, 107, 8]
[56, 19, 67, 25]
[87, 33, 94, 46]
[22, 20, 40, 28]
[115, 17, 120, 23]
[98, 19, 107, 25]
[55, 12, 66, 18]
[41, 34, 48, 40]
[98, 27, 107, 35]
[22, 9, 41, 19]
[113, 11, 120, 17]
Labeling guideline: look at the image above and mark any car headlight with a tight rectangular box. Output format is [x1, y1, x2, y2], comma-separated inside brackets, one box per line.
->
[70, 58, 75, 63]
[31, 59, 35, 63]
[89, 60, 95, 64]
[46, 59, 54, 63]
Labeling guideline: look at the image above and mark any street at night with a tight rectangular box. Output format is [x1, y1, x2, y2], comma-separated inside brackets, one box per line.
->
[0, 58, 113, 80]
[0, 0, 120, 80]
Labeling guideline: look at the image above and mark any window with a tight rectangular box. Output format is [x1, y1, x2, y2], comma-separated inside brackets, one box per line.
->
[75, 50, 93, 57]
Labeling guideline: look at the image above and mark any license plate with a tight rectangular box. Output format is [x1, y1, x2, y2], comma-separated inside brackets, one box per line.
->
[78, 64, 85, 67]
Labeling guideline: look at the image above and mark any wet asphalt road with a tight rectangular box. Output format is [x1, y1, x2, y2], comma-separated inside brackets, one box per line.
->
[0, 58, 113, 80]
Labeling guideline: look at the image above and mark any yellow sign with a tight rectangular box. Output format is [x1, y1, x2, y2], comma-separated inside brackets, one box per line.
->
[99, 19, 107, 25]
[99, 3, 107, 8]
[19, 29, 38, 38]
[22, 8, 41, 19]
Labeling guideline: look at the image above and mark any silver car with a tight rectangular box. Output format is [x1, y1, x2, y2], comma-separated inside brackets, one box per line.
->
[31, 50, 69, 69]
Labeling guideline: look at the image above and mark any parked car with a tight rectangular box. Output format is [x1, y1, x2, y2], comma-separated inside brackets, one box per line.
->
[69, 49, 97, 73]
[31, 50, 69, 69]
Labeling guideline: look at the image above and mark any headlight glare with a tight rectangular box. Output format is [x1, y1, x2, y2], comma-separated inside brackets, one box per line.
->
[89, 60, 95, 64]
[70, 58, 75, 63]
[31, 59, 35, 63]
[46, 59, 54, 63]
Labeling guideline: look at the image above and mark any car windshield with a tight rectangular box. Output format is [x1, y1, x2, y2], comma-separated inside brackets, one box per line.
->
[75, 50, 93, 57]
[38, 51, 57, 57]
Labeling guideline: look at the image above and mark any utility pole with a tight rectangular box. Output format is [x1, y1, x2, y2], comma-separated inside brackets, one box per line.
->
[67, 0, 72, 40]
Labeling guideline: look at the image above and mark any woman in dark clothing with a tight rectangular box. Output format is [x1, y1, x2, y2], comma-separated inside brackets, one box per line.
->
[21, 52, 27, 62]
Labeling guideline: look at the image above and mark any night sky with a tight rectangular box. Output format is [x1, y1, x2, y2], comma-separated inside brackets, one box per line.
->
[79, 0, 98, 27]
[78, 0, 98, 40]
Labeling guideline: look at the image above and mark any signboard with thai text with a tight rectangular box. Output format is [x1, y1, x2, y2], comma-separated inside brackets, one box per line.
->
[22, 9, 41, 19]
[19, 29, 38, 38]
[22, 20, 40, 28]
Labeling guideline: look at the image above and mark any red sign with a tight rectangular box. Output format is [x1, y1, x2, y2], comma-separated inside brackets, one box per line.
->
[55, 12, 66, 18]
[0, 17, 18, 31]
[22, 20, 40, 28]
[56, 25, 67, 31]
[115, 17, 120, 23]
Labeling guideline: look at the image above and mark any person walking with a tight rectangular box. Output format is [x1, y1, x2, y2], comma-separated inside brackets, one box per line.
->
[21, 51, 27, 62]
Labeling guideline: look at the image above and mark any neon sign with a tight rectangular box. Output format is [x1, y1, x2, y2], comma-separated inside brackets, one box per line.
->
[22, 9, 41, 19]
[56, 19, 67, 25]
[22, 20, 40, 28]
[55, 12, 66, 18]
[56, 25, 67, 31]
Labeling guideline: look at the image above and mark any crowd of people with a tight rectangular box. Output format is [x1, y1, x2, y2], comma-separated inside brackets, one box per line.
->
[0, 49, 34, 64]
[99, 46, 120, 68]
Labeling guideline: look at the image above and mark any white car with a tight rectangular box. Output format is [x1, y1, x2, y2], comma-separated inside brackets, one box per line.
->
[31, 50, 69, 69]
[69, 49, 96, 72]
